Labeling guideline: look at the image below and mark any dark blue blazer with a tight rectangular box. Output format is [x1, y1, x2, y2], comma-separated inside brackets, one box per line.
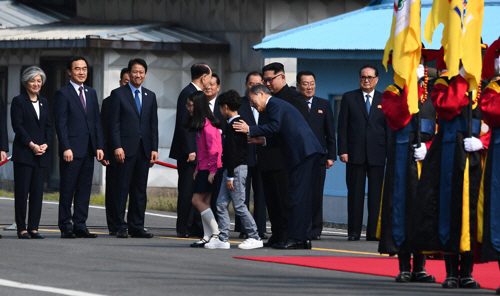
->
[100, 96, 112, 161]
[249, 97, 324, 172]
[337, 89, 388, 166]
[0, 95, 8, 152]
[11, 93, 52, 167]
[109, 84, 158, 158]
[169, 83, 197, 160]
[238, 95, 257, 167]
[54, 82, 103, 158]
[309, 96, 336, 164]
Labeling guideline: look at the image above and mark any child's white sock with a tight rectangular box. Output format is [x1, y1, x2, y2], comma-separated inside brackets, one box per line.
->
[201, 208, 219, 241]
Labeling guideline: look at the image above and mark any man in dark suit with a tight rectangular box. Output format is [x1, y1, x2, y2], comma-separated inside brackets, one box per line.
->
[337, 65, 388, 241]
[54, 56, 104, 238]
[169, 63, 212, 238]
[296, 71, 336, 240]
[0, 94, 7, 239]
[234, 84, 324, 249]
[100, 68, 129, 235]
[236, 71, 267, 239]
[109, 58, 158, 238]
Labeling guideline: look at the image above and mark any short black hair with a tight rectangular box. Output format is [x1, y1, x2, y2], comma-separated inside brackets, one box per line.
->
[128, 58, 148, 73]
[245, 71, 262, 83]
[359, 64, 378, 77]
[217, 90, 242, 111]
[120, 68, 129, 80]
[191, 63, 211, 80]
[212, 73, 220, 86]
[67, 56, 88, 71]
[262, 62, 284, 75]
[296, 71, 316, 84]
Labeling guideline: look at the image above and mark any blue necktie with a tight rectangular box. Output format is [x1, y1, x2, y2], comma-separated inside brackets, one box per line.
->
[365, 94, 371, 115]
[134, 89, 141, 115]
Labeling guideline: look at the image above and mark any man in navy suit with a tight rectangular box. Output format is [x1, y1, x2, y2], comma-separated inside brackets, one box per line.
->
[235, 72, 267, 239]
[296, 71, 336, 240]
[169, 63, 212, 238]
[234, 84, 324, 249]
[109, 58, 158, 238]
[100, 68, 129, 235]
[337, 65, 388, 241]
[54, 56, 104, 238]
[0, 94, 7, 239]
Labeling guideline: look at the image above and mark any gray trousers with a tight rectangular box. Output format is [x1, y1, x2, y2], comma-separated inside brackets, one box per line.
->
[216, 165, 258, 241]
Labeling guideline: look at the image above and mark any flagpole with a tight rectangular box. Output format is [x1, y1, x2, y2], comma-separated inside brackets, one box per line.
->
[468, 92, 473, 138]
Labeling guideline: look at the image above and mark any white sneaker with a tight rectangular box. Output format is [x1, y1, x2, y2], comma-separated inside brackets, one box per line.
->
[238, 238, 263, 249]
[204, 237, 230, 249]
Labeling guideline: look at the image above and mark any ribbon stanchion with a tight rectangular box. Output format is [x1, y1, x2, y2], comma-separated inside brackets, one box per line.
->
[0, 155, 12, 167]
[155, 161, 178, 169]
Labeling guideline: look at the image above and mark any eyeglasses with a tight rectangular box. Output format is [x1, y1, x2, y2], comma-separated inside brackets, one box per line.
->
[185, 103, 194, 109]
[263, 73, 283, 84]
[360, 76, 377, 82]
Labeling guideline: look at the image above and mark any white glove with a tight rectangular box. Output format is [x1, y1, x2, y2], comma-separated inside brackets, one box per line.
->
[464, 137, 483, 152]
[413, 144, 427, 161]
[417, 64, 425, 81]
[459, 66, 466, 78]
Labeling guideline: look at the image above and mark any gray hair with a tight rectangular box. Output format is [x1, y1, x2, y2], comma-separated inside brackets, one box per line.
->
[21, 66, 46, 87]
[248, 84, 270, 96]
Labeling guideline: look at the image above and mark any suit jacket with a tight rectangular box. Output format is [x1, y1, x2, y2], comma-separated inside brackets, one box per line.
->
[238, 95, 257, 167]
[211, 97, 226, 133]
[337, 89, 388, 166]
[169, 83, 198, 160]
[100, 96, 113, 161]
[273, 84, 309, 121]
[308, 96, 337, 164]
[11, 93, 52, 167]
[250, 97, 324, 172]
[0, 95, 8, 152]
[109, 84, 158, 158]
[54, 82, 103, 158]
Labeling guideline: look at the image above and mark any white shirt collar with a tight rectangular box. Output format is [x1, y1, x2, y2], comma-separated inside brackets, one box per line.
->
[265, 96, 271, 106]
[228, 115, 240, 124]
[362, 90, 375, 102]
[191, 82, 202, 91]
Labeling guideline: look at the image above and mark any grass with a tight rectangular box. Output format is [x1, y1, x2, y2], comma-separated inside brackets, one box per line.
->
[0, 190, 251, 216]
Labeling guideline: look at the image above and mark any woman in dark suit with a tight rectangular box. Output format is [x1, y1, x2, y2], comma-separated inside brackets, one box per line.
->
[11, 66, 52, 239]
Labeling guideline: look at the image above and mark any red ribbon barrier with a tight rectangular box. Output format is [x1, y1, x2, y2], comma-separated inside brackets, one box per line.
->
[0, 155, 11, 167]
[155, 160, 178, 169]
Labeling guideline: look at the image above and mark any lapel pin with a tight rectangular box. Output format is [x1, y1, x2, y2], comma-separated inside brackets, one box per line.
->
[40, 103, 43, 106]
[377, 104, 382, 109]
[85, 88, 88, 92]
[318, 110, 323, 114]
[145, 92, 147, 96]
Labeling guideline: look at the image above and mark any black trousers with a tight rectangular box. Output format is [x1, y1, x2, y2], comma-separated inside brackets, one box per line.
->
[346, 162, 384, 239]
[287, 153, 321, 241]
[14, 161, 45, 232]
[261, 169, 289, 243]
[58, 144, 94, 231]
[105, 159, 117, 233]
[312, 163, 327, 237]
[113, 143, 150, 233]
[175, 157, 197, 235]
[235, 165, 267, 234]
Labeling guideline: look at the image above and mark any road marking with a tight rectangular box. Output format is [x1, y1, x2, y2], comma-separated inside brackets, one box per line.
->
[0, 279, 106, 296]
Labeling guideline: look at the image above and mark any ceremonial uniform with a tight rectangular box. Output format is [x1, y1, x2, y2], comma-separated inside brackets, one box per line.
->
[377, 82, 436, 282]
[410, 75, 484, 288]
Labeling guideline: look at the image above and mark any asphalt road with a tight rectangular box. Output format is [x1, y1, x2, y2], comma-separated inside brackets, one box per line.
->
[0, 197, 495, 296]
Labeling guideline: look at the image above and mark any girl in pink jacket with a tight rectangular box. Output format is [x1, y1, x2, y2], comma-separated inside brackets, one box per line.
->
[184, 91, 222, 247]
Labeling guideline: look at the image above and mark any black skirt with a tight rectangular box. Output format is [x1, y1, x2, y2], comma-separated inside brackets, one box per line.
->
[192, 170, 217, 193]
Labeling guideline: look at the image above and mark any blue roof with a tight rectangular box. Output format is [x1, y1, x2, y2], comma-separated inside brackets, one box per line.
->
[254, 0, 500, 53]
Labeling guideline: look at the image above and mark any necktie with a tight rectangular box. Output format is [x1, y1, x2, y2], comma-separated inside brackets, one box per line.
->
[135, 89, 141, 115]
[78, 86, 86, 112]
[365, 94, 371, 115]
[307, 100, 311, 113]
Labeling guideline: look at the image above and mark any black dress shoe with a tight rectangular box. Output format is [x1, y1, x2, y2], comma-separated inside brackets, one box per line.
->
[190, 238, 208, 248]
[74, 229, 98, 238]
[29, 231, 44, 239]
[239, 232, 249, 239]
[177, 232, 189, 238]
[348, 236, 360, 241]
[61, 230, 76, 239]
[312, 235, 321, 240]
[17, 231, 30, 239]
[259, 233, 268, 240]
[395, 272, 411, 282]
[130, 229, 154, 238]
[116, 229, 128, 238]
[109, 231, 117, 236]
[273, 239, 306, 249]
[442, 277, 459, 288]
[0, 234, 2, 239]
[304, 239, 312, 249]
[459, 277, 480, 289]
[411, 271, 436, 283]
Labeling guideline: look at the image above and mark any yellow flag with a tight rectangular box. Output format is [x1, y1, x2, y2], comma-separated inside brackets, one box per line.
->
[424, 0, 484, 91]
[383, 0, 422, 115]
